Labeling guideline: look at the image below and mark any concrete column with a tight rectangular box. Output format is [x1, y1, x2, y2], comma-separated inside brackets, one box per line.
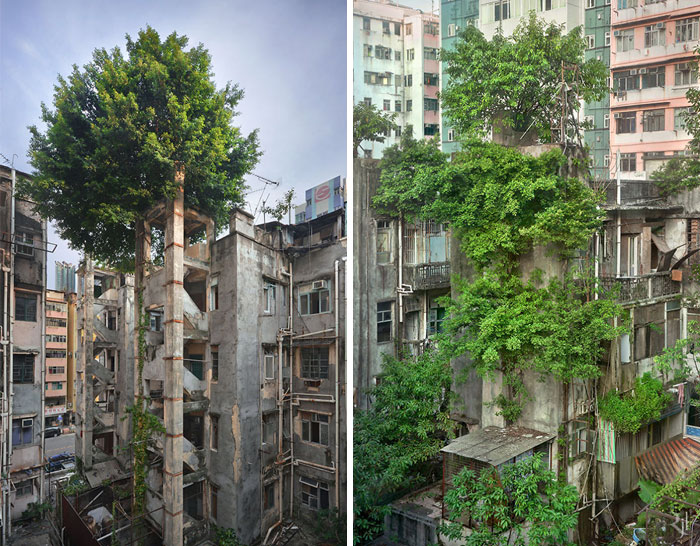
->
[81, 256, 94, 470]
[163, 164, 185, 546]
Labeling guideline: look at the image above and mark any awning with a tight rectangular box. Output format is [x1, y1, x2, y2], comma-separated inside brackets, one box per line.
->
[635, 436, 700, 485]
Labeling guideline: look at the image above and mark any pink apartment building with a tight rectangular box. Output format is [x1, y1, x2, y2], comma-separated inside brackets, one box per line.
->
[610, 0, 700, 177]
[45, 290, 68, 427]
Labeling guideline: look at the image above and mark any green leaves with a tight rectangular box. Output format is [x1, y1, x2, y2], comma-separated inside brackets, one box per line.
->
[441, 13, 607, 141]
[598, 373, 672, 434]
[440, 453, 578, 546]
[353, 102, 397, 158]
[24, 26, 260, 270]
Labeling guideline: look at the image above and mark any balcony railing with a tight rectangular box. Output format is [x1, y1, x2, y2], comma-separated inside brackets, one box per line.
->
[599, 272, 680, 303]
[603, 179, 665, 208]
[414, 262, 451, 290]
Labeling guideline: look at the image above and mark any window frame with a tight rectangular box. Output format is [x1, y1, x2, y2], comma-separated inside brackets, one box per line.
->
[13, 354, 34, 384]
[301, 347, 329, 380]
[301, 412, 330, 446]
[377, 301, 392, 343]
[15, 294, 37, 322]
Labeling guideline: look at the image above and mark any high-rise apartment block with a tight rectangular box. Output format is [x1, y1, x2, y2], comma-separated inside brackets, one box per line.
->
[45, 290, 69, 428]
[55, 261, 76, 293]
[354, 0, 440, 159]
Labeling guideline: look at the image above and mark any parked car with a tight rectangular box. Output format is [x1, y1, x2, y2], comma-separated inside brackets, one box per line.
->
[45, 426, 62, 438]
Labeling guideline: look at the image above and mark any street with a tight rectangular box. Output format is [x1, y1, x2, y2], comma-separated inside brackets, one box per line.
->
[45, 432, 75, 458]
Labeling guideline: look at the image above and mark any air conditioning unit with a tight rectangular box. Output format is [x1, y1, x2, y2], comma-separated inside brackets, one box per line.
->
[613, 30, 621, 37]
[596, 136, 601, 142]
[312, 280, 328, 290]
[598, 13, 602, 19]
[639, 68, 647, 74]
[614, 113, 622, 118]
[21, 419, 32, 428]
[630, 69, 638, 75]
[679, 63, 689, 70]
[656, 22, 665, 29]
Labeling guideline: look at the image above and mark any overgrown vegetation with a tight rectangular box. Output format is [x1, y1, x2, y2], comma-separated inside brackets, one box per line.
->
[20, 500, 52, 521]
[440, 14, 607, 141]
[313, 508, 345, 544]
[23, 26, 260, 270]
[440, 453, 578, 546]
[353, 101, 397, 158]
[598, 373, 672, 434]
[214, 526, 245, 546]
[353, 351, 454, 544]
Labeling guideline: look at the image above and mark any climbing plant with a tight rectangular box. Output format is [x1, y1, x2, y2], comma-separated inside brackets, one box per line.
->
[598, 373, 672, 434]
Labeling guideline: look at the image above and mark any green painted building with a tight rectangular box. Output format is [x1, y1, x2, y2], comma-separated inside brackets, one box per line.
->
[583, 0, 611, 181]
[441, 0, 479, 156]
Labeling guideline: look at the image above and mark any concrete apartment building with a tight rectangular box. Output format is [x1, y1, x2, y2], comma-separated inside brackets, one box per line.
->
[55, 261, 76, 294]
[45, 289, 69, 428]
[0, 165, 48, 534]
[354, 0, 441, 159]
[609, 0, 700, 178]
[70, 180, 346, 545]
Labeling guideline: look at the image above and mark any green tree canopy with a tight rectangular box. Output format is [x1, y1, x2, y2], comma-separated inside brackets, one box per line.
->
[440, 453, 579, 546]
[354, 350, 453, 543]
[353, 101, 397, 158]
[440, 13, 607, 141]
[24, 27, 260, 269]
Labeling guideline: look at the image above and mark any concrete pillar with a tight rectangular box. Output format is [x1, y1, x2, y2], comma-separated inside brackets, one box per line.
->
[163, 164, 185, 546]
[81, 256, 94, 470]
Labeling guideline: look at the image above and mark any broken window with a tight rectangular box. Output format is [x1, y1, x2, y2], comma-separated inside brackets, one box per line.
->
[209, 277, 219, 311]
[149, 310, 163, 331]
[634, 303, 665, 360]
[15, 231, 34, 256]
[211, 347, 219, 382]
[301, 347, 329, 380]
[301, 412, 329, 445]
[263, 413, 276, 445]
[264, 482, 276, 510]
[376, 220, 392, 263]
[15, 480, 33, 497]
[428, 305, 446, 335]
[300, 476, 330, 510]
[377, 301, 392, 343]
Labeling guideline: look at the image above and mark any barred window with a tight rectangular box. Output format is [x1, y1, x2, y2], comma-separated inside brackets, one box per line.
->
[301, 347, 329, 380]
[46, 350, 66, 359]
[15, 295, 36, 322]
[13, 354, 34, 384]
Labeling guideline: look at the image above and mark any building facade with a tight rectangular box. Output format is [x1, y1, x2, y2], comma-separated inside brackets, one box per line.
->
[353, 0, 441, 159]
[45, 290, 69, 428]
[55, 261, 76, 293]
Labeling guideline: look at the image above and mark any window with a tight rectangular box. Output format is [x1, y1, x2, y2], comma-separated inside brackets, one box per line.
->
[423, 48, 438, 61]
[424, 98, 438, 111]
[362, 17, 370, 31]
[586, 35, 595, 49]
[406, 23, 412, 35]
[15, 480, 33, 498]
[48, 366, 65, 374]
[363, 44, 372, 57]
[209, 277, 219, 311]
[605, 32, 611, 46]
[47, 334, 67, 343]
[620, 152, 636, 172]
[428, 306, 446, 335]
[395, 50, 401, 61]
[676, 18, 699, 43]
[604, 154, 610, 167]
[642, 109, 665, 132]
[406, 49, 414, 61]
[616, 111, 636, 134]
[494, 0, 510, 21]
[642, 66, 665, 88]
[375, 45, 391, 60]
[618, 0, 637, 7]
[395, 126, 402, 137]
[149, 310, 162, 331]
[50, 382, 62, 390]
[363, 97, 371, 107]
[424, 124, 439, 136]
[404, 74, 413, 87]
[299, 282, 330, 315]
[383, 100, 391, 111]
[263, 282, 276, 314]
[675, 63, 698, 86]
[382, 21, 390, 34]
[263, 413, 276, 445]
[603, 113, 610, 128]
[675, 107, 693, 130]
[395, 100, 402, 113]
[376, 220, 392, 263]
[586, 0, 594, 7]
[15, 231, 34, 256]
[12, 418, 33, 446]
[614, 70, 639, 91]
[211, 485, 218, 520]
[300, 477, 329, 510]
[377, 301, 392, 343]
[424, 22, 439, 35]
[46, 318, 66, 328]
[301, 412, 329, 445]
[211, 348, 218, 382]
[406, 100, 412, 112]
[301, 347, 329, 380]
[644, 25, 665, 48]
[541, 0, 553, 10]
[447, 128, 455, 141]
[264, 348, 275, 380]
[394, 22, 401, 35]
[210, 415, 219, 451]
[447, 23, 456, 37]
[46, 302, 67, 313]
[616, 29, 635, 52]
[13, 354, 34, 384]
[424, 73, 438, 86]
[46, 350, 66, 359]
[15, 294, 36, 322]
[264, 483, 276, 510]
[571, 422, 594, 457]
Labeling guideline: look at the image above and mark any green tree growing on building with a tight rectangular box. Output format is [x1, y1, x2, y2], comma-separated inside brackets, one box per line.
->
[23, 26, 260, 270]
[353, 101, 397, 158]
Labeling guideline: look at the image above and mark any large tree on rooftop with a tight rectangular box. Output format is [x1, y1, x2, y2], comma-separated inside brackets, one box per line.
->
[24, 27, 261, 269]
[440, 13, 607, 141]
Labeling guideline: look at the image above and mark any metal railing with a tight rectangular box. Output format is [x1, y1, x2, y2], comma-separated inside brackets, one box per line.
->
[599, 272, 679, 303]
[414, 262, 451, 289]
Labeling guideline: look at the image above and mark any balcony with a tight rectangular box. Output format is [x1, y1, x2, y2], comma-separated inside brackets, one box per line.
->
[603, 179, 668, 209]
[599, 272, 680, 304]
[409, 262, 451, 290]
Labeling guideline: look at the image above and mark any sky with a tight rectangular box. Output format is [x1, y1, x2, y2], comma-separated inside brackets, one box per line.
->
[0, 0, 347, 289]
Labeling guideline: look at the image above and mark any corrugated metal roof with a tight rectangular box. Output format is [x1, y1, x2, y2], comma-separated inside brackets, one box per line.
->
[635, 436, 700, 485]
[441, 426, 555, 467]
